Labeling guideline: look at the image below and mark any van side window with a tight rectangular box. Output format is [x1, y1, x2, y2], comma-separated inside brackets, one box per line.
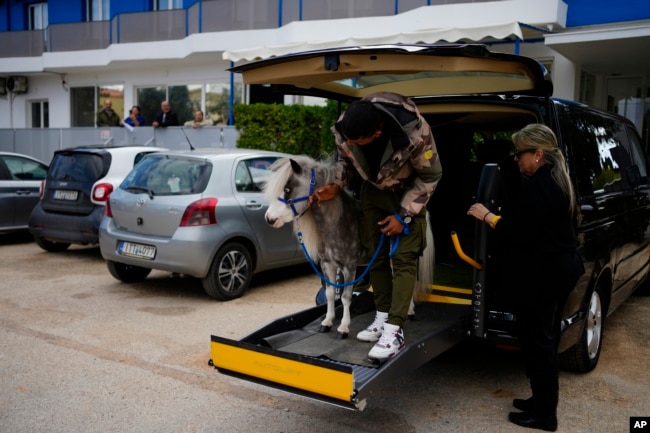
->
[558, 104, 645, 196]
[625, 125, 649, 187]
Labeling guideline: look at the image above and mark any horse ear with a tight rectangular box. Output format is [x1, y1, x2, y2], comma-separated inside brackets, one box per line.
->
[290, 159, 302, 175]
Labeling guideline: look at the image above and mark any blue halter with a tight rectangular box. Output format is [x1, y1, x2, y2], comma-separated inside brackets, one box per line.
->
[277, 168, 316, 218]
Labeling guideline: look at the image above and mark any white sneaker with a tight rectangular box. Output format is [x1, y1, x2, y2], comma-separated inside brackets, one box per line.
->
[356, 311, 388, 342]
[368, 323, 405, 360]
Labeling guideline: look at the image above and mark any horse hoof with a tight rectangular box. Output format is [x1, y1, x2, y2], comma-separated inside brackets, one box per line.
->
[318, 325, 332, 333]
[336, 331, 349, 340]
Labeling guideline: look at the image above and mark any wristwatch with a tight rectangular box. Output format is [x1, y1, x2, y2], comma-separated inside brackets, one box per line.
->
[398, 209, 412, 224]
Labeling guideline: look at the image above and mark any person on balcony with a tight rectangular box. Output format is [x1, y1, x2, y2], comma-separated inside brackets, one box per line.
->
[152, 100, 179, 128]
[121, 105, 145, 127]
[184, 110, 213, 128]
[96, 99, 121, 127]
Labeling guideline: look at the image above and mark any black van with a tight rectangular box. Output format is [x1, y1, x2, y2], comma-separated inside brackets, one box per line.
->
[226, 44, 650, 374]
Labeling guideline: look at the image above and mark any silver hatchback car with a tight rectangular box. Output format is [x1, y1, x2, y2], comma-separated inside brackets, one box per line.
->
[99, 148, 305, 300]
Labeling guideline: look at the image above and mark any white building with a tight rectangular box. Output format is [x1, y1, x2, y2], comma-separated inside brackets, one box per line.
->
[0, 0, 648, 148]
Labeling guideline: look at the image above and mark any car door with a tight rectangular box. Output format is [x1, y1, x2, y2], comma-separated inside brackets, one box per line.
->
[232, 156, 302, 263]
[0, 154, 47, 230]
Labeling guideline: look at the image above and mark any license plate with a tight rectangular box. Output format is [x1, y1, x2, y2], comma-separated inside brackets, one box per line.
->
[118, 241, 156, 260]
[53, 190, 78, 201]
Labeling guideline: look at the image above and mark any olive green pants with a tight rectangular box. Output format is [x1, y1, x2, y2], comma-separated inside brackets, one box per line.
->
[360, 182, 427, 328]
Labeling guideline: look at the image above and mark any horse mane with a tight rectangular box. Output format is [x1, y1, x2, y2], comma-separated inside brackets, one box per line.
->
[264, 154, 346, 260]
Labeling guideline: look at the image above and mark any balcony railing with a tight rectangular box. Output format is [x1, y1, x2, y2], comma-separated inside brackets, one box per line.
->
[0, 126, 240, 164]
[0, 30, 46, 57]
[0, 0, 498, 57]
[48, 21, 111, 52]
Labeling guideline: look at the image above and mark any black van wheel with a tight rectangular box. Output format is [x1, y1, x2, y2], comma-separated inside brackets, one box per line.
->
[106, 260, 152, 283]
[560, 288, 604, 372]
[202, 242, 253, 301]
[34, 236, 71, 252]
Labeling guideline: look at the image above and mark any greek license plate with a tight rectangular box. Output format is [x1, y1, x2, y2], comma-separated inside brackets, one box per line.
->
[53, 190, 78, 201]
[118, 241, 156, 260]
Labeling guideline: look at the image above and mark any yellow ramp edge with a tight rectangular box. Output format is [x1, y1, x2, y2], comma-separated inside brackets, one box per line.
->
[211, 340, 354, 402]
[414, 284, 473, 305]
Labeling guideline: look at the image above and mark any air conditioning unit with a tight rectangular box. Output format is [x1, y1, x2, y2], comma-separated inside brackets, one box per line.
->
[7, 76, 28, 94]
[0, 78, 6, 96]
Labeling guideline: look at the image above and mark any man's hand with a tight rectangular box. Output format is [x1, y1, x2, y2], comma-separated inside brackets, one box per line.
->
[378, 215, 406, 236]
[309, 184, 341, 206]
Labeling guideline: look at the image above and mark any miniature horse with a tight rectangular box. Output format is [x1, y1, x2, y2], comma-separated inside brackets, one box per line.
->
[263, 155, 366, 339]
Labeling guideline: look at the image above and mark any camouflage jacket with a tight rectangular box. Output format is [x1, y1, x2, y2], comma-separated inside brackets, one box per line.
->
[331, 91, 442, 217]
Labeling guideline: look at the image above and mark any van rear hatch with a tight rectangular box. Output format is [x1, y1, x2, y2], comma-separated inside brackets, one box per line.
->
[229, 44, 553, 101]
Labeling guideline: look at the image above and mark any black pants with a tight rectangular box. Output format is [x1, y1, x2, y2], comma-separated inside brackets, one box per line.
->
[515, 251, 583, 417]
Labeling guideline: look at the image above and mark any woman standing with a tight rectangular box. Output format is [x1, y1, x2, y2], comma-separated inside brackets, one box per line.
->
[468, 124, 584, 432]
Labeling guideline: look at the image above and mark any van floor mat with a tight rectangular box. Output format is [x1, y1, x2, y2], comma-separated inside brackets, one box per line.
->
[266, 301, 468, 368]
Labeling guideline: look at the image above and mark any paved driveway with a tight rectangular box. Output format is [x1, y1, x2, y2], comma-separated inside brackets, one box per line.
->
[1, 232, 649, 433]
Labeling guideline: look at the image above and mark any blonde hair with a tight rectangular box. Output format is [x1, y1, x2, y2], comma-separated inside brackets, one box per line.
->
[512, 124, 577, 214]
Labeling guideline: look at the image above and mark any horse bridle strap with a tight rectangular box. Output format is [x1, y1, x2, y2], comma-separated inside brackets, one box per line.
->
[277, 168, 316, 218]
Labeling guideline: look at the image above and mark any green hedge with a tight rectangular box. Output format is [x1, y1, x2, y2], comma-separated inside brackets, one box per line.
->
[234, 100, 344, 158]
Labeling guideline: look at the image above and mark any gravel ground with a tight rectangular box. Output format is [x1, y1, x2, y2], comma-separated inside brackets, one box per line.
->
[1, 231, 649, 433]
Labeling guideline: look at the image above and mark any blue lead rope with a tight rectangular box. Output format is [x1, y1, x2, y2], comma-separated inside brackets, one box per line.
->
[298, 231, 385, 289]
[298, 214, 409, 288]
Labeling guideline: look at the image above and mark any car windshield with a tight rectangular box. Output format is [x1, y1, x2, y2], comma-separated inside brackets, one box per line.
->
[121, 155, 212, 195]
[49, 153, 104, 182]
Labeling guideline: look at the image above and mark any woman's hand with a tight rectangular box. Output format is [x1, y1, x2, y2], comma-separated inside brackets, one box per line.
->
[468, 203, 490, 221]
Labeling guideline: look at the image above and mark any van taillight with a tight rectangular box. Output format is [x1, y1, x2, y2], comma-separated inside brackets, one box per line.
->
[93, 183, 114, 201]
[179, 198, 218, 226]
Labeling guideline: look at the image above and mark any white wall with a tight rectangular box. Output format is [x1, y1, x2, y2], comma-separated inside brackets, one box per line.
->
[519, 43, 578, 101]
[1, 57, 235, 128]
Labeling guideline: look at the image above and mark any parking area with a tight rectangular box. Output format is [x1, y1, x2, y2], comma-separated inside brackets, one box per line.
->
[1, 232, 649, 433]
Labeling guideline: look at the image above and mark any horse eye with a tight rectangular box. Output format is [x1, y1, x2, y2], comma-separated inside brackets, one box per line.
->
[283, 187, 291, 196]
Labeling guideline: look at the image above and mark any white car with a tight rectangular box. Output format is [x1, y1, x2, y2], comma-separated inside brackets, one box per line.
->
[28, 145, 166, 252]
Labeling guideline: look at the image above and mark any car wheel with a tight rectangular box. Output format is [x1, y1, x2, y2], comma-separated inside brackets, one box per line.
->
[202, 242, 253, 301]
[34, 236, 71, 252]
[559, 287, 604, 372]
[106, 260, 152, 283]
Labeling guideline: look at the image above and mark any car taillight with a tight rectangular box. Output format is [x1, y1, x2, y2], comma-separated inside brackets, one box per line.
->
[39, 180, 45, 199]
[93, 183, 114, 202]
[179, 198, 217, 227]
[105, 197, 113, 217]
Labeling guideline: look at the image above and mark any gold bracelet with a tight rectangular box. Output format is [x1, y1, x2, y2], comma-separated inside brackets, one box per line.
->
[488, 215, 502, 229]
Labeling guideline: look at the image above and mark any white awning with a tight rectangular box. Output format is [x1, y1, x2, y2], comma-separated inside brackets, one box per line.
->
[223, 21, 524, 62]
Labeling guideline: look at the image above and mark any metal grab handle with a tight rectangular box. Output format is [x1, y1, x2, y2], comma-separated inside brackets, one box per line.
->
[450, 231, 483, 270]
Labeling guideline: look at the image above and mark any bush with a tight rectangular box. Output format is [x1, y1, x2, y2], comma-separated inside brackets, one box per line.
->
[234, 100, 344, 158]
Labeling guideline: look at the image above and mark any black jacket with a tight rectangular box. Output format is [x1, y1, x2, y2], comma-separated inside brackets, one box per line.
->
[154, 111, 179, 127]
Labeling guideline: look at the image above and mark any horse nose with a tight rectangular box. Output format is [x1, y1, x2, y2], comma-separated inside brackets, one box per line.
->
[264, 212, 276, 226]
